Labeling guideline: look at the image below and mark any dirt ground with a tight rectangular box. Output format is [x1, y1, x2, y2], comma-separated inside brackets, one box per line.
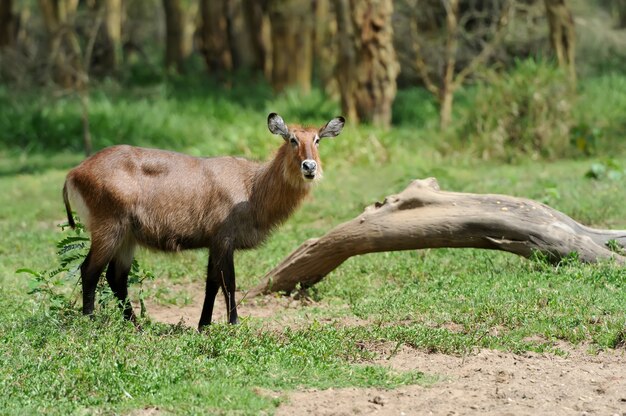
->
[275, 346, 626, 416]
[144, 287, 626, 416]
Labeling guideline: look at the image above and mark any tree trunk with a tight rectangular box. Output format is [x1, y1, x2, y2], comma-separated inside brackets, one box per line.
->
[224, 0, 243, 70]
[102, 0, 122, 70]
[39, 0, 83, 88]
[198, 0, 232, 75]
[334, 0, 399, 127]
[268, 0, 313, 94]
[439, 0, 459, 130]
[616, 2, 626, 28]
[242, 0, 271, 77]
[162, 0, 185, 73]
[182, 0, 198, 61]
[39, 0, 92, 155]
[334, 0, 358, 122]
[88, 0, 123, 74]
[544, 0, 576, 85]
[439, 85, 454, 130]
[314, 0, 336, 93]
[250, 178, 626, 296]
[0, 0, 14, 49]
[410, 0, 511, 131]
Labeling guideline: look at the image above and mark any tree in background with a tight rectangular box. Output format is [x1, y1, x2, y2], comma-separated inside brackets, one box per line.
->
[614, 2, 626, 28]
[268, 0, 315, 94]
[405, 0, 512, 130]
[313, 0, 337, 93]
[39, 0, 83, 87]
[198, 0, 232, 75]
[544, 0, 575, 85]
[91, 0, 123, 74]
[242, 0, 271, 78]
[4, 0, 615, 137]
[0, 0, 15, 49]
[162, 0, 190, 73]
[38, 0, 108, 155]
[334, 0, 399, 127]
[197, 0, 273, 80]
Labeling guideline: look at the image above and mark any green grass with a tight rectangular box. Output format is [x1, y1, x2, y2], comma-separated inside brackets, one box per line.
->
[1, 69, 626, 414]
[0, 312, 428, 414]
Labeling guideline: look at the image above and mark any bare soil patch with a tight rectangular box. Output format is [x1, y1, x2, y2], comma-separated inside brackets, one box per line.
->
[142, 285, 327, 329]
[142, 286, 626, 416]
[276, 345, 625, 416]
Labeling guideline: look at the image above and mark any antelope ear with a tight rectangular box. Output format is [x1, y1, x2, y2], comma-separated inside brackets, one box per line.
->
[319, 116, 345, 138]
[268, 113, 290, 140]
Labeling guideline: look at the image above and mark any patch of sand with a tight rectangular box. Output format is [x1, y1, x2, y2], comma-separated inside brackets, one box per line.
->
[141, 285, 323, 329]
[276, 345, 625, 415]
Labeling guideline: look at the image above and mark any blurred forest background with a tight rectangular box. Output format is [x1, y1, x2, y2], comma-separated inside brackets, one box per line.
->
[0, 0, 625, 162]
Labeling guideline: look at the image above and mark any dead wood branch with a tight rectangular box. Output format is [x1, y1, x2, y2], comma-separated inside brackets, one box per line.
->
[250, 178, 626, 296]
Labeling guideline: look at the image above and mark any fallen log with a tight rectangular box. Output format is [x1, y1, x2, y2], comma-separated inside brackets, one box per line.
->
[250, 178, 626, 296]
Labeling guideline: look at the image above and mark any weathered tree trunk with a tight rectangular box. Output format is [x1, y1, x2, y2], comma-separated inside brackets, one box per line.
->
[162, 0, 185, 73]
[268, 0, 314, 93]
[198, 0, 232, 75]
[250, 178, 626, 296]
[334, 0, 399, 127]
[0, 0, 15, 49]
[544, 0, 576, 85]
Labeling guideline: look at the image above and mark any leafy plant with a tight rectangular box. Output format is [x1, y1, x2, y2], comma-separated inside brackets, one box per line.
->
[571, 123, 602, 156]
[128, 256, 155, 318]
[18, 220, 88, 313]
[606, 239, 625, 256]
[585, 159, 625, 181]
[18, 215, 154, 317]
[462, 59, 575, 162]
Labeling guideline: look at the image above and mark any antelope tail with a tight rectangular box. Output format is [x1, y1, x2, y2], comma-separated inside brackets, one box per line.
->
[62, 182, 76, 229]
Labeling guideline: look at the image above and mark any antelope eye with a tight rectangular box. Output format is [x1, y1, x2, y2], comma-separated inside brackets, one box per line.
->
[314, 138, 320, 146]
[290, 137, 298, 146]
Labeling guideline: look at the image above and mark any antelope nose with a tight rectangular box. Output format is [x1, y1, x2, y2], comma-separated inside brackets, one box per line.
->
[302, 160, 317, 173]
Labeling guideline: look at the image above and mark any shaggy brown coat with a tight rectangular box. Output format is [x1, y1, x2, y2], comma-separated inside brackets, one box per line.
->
[63, 113, 345, 327]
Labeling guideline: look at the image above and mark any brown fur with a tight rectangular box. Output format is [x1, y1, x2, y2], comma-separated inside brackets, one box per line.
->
[63, 114, 344, 327]
[66, 144, 310, 253]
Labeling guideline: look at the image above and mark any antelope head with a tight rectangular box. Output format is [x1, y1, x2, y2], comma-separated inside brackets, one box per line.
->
[267, 112, 345, 184]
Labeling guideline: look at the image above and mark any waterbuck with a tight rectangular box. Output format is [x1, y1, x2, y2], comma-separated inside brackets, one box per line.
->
[63, 113, 345, 328]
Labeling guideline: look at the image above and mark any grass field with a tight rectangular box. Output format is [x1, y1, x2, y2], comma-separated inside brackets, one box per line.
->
[1, 69, 625, 414]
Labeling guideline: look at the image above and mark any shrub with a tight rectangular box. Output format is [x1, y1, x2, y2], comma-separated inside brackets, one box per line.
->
[574, 73, 626, 153]
[18, 216, 154, 319]
[461, 59, 575, 162]
[392, 87, 439, 128]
